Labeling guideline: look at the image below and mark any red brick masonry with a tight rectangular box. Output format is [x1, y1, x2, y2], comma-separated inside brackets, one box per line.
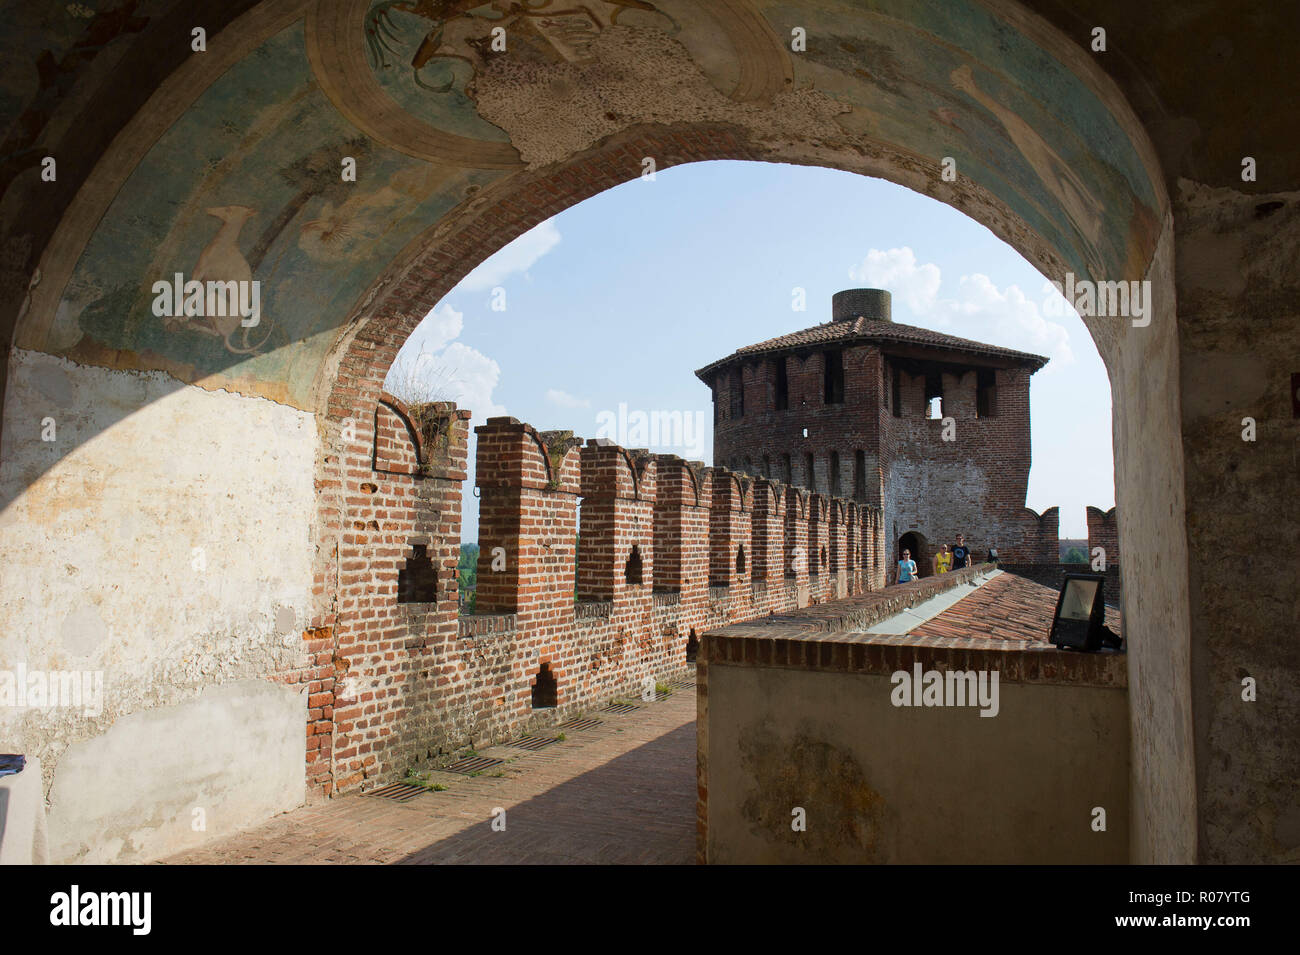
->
[295, 394, 888, 798]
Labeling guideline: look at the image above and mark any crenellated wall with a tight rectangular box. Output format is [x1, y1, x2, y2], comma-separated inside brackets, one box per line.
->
[1000, 504, 1122, 607]
[308, 405, 887, 796]
[1087, 506, 1120, 567]
[311, 394, 472, 794]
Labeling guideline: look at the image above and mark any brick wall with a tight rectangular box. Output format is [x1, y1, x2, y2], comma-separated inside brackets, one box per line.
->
[297, 400, 887, 797]
[996, 504, 1121, 608]
[278, 394, 471, 795]
[1087, 505, 1120, 567]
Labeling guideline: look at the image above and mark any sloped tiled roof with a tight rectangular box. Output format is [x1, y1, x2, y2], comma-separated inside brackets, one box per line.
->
[696, 316, 1048, 380]
[907, 572, 1121, 644]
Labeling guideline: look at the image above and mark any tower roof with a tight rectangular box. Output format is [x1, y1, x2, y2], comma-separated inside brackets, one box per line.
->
[695, 288, 1049, 381]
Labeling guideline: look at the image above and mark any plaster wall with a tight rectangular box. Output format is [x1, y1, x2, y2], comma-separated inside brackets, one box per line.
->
[0, 348, 317, 862]
[703, 661, 1129, 864]
[1173, 181, 1300, 864]
[1100, 217, 1197, 863]
[46, 679, 304, 864]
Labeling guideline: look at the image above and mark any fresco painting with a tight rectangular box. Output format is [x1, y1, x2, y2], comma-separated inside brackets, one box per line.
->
[31, 0, 1159, 405]
[760, 0, 1159, 281]
[0, 0, 161, 207]
[52, 20, 502, 403]
[364, 0, 681, 105]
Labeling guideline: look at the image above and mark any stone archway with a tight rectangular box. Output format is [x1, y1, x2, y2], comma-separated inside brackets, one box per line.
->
[307, 105, 1184, 868]
[16, 0, 1290, 865]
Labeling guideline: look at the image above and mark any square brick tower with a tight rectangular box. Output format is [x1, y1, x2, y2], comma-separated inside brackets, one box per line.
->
[696, 289, 1058, 576]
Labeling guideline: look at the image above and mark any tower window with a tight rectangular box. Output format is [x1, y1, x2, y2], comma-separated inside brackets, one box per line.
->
[925, 373, 943, 419]
[891, 366, 902, 418]
[829, 451, 841, 497]
[854, 450, 866, 502]
[823, 351, 845, 405]
[782, 454, 792, 485]
[977, 368, 997, 417]
[804, 452, 816, 492]
[774, 358, 789, 411]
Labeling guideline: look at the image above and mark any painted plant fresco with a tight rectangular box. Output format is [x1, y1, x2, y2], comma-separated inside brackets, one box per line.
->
[24, 0, 1160, 406]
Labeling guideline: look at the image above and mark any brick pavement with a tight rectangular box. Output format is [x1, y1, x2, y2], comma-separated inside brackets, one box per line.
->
[163, 681, 697, 865]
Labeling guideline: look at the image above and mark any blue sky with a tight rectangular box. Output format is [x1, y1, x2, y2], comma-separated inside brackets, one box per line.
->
[386, 160, 1114, 542]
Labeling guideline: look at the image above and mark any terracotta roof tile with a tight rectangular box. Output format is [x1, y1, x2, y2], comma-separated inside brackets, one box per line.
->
[696, 316, 1048, 380]
[907, 572, 1122, 645]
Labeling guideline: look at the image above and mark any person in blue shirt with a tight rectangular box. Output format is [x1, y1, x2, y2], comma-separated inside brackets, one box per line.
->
[896, 548, 918, 584]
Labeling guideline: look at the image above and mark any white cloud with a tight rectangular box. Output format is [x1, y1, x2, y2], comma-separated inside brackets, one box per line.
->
[384, 303, 504, 420]
[407, 302, 464, 354]
[545, 388, 590, 409]
[851, 247, 1075, 369]
[938, 274, 1074, 368]
[849, 247, 940, 313]
[455, 219, 562, 291]
[437, 342, 507, 421]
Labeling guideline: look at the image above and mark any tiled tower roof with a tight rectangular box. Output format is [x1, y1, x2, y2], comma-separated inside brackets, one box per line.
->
[696, 291, 1049, 381]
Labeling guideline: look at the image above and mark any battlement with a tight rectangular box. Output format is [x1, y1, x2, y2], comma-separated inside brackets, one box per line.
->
[1087, 505, 1120, 566]
[307, 399, 887, 795]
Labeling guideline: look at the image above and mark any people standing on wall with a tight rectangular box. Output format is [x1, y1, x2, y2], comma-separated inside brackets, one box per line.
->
[896, 548, 918, 584]
[935, 543, 953, 574]
[952, 534, 972, 569]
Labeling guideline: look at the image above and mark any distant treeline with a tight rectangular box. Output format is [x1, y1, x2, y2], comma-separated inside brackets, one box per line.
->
[459, 543, 477, 614]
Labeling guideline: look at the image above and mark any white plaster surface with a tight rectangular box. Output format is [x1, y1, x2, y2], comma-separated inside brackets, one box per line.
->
[0, 349, 317, 862]
[47, 680, 304, 864]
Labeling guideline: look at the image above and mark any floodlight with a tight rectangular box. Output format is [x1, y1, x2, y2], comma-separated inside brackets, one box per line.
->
[1049, 573, 1122, 652]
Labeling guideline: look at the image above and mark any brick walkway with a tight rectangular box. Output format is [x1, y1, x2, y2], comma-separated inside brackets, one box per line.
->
[164, 683, 697, 865]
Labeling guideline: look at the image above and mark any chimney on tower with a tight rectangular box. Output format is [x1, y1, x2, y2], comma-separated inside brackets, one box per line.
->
[831, 288, 892, 323]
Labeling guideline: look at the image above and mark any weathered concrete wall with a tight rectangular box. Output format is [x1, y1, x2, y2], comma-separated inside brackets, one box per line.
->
[1094, 217, 1198, 863]
[1173, 182, 1300, 864]
[0, 348, 317, 862]
[703, 662, 1129, 864]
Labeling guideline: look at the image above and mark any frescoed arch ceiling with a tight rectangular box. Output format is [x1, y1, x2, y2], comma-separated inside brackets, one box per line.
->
[0, 0, 1281, 410]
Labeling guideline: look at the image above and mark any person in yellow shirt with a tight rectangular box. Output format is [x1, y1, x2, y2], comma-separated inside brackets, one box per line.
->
[935, 543, 953, 574]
